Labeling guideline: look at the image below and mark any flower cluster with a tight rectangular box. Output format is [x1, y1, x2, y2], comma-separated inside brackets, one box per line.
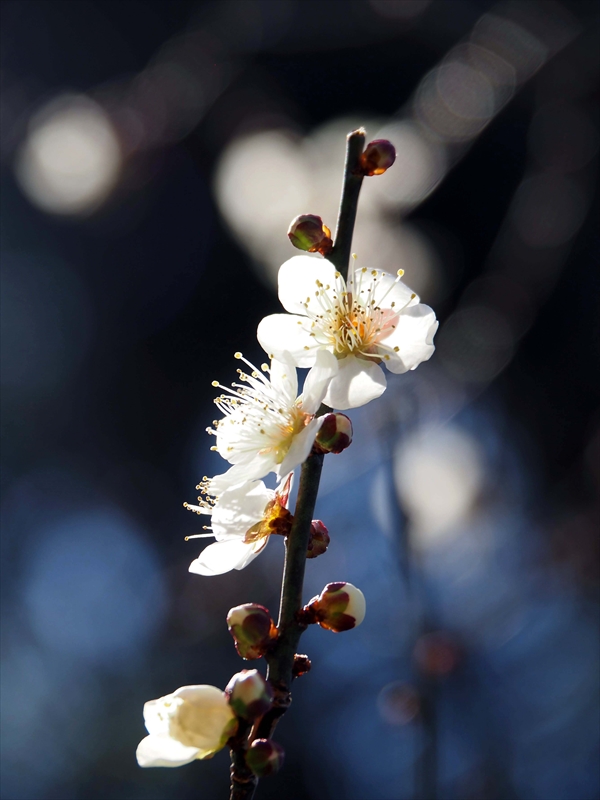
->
[182, 253, 437, 576]
[137, 133, 439, 785]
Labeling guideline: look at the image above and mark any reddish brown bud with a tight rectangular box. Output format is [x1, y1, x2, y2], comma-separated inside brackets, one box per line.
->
[245, 739, 285, 777]
[225, 669, 273, 721]
[288, 214, 333, 255]
[226, 603, 278, 660]
[304, 581, 366, 632]
[292, 654, 312, 678]
[314, 413, 353, 454]
[359, 139, 396, 176]
[306, 519, 330, 559]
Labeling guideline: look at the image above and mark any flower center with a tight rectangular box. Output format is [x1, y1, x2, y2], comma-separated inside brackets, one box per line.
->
[243, 498, 293, 544]
[301, 267, 408, 361]
[269, 405, 309, 464]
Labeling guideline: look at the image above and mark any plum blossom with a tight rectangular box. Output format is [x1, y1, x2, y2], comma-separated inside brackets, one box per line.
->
[206, 349, 337, 494]
[257, 255, 438, 409]
[184, 474, 293, 576]
[136, 685, 237, 768]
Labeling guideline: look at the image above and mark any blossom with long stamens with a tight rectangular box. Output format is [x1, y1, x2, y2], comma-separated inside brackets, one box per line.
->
[257, 255, 438, 409]
[206, 349, 337, 494]
[184, 475, 293, 575]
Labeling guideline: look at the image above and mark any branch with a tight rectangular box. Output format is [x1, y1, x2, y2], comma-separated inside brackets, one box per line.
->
[329, 128, 366, 281]
[228, 129, 366, 800]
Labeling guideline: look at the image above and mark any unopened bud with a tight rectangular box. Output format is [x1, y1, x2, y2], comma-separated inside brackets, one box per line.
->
[288, 214, 333, 255]
[292, 653, 312, 678]
[359, 139, 396, 176]
[306, 519, 330, 558]
[305, 582, 366, 632]
[227, 603, 277, 660]
[315, 413, 353, 454]
[245, 739, 285, 777]
[225, 669, 273, 721]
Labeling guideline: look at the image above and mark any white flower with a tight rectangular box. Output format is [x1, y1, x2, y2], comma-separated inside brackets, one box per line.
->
[136, 685, 237, 768]
[206, 349, 337, 494]
[184, 475, 293, 576]
[257, 255, 438, 409]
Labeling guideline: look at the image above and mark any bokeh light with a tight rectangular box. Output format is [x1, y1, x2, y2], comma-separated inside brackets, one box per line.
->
[22, 508, 166, 664]
[394, 424, 484, 542]
[15, 94, 122, 216]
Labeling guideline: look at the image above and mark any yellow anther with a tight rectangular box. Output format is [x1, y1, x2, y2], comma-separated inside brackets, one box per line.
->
[211, 380, 219, 387]
[397, 269, 404, 277]
[234, 352, 242, 359]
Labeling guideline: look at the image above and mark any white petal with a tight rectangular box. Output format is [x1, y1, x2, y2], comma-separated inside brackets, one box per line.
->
[269, 354, 298, 404]
[257, 314, 318, 368]
[172, 685, 227, 703]
[278, 255, 338, 315]
[277, 417, 324, 477]
[209, 455, 275, 495]
[136, 735, 199, 768]
[300, 349, 338, 415]
[143, 696, 175, 736]
[323, 356, 387, 410]
[211, 481, 274, 541]
[349, 267, 419, 311]
[189, 539, 262, 576]
[380, 304, 438, 374]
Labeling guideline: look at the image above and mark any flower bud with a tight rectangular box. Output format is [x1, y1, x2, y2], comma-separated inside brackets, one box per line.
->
[359, 139, 396, 176]
[315, 413, 353, 454]
[288, 214, 333, 255]
[225, 669, 273, 721]
[305, 581, 366, 632]
[306, 519, 330, 559]
[227, 603, 278, 660]
[245, 739, 285, 777]
[292, 653, 312, 678]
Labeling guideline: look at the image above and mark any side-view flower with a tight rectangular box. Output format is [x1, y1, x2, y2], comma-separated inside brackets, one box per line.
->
[207, 349, 337, 494]
[257, 254, 438, 409]
[184, 474, 293, 575]
[136, 685, 238, 768]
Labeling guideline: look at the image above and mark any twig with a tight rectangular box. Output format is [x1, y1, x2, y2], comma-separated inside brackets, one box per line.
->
[228, 129, 366, 800]
[329, 129, 366, 281]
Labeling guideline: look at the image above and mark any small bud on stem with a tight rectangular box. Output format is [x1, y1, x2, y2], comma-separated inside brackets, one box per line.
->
[292, 654, 312, 678]
[245, 739, 285, 777]
[227, 604, 278, 660]
[306, 519, 330, 558]
[288, 214, 333, 256]
[359, 139, 396, 176]
[225, 670, 274, 721]
[301, 582, 366, 632]
[314, 413, 353, 454]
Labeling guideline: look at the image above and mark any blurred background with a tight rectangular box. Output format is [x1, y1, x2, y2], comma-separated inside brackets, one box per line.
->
[1, 1, 599, 798]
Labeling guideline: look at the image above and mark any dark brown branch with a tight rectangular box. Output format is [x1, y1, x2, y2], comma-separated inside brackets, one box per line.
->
[228, 129, 366, 800]
[328, 128, 366, 281]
